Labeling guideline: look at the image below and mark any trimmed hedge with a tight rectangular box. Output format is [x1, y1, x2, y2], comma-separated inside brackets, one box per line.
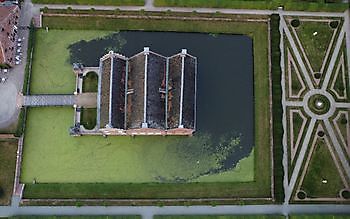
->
[270, 14, 284, 203]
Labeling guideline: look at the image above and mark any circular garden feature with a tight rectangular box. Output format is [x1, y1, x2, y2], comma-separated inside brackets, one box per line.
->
[297, 190, 307, 200]
[291, 19, 300, 28]
[340, 189, 350, 199]
[307, 94, 331, 115]
[329, 20, 339, 29]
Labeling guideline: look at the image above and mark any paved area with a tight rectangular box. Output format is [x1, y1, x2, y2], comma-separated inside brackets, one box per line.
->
[0, 82, 17, 124]
[1, 203, 350, 218]
[76, 93, 97, 108]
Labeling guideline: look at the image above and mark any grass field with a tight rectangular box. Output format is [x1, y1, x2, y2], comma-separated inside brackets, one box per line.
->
[154, 0, 349, 12]
[22, 14, 270, 199]
[32, 0, 144, 6]
[0, 139, 17, 205]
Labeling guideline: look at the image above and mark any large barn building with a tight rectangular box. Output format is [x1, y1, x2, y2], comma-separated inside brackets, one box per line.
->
[74, 47, 197, 136]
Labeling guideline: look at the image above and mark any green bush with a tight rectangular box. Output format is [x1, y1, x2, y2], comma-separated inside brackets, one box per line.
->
[270, 14, 284, 203]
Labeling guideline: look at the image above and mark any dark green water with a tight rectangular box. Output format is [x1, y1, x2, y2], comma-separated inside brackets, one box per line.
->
[69, 31, 254, 180]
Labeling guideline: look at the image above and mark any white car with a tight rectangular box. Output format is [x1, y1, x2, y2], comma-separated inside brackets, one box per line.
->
[17, 38, 22, 42]
[3, 69, 8, 73]
[17, 48, 21, 53]
[15, 61, 20, 65]
[15, 56, 20, 61]
[17, 43, 21, 47]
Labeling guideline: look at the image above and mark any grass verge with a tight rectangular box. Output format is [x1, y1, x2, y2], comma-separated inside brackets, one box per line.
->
[154, 0, 349, 12]
[0, 139, 17, 205]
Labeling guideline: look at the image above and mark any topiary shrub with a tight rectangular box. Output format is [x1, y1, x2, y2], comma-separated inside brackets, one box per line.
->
[317, 131, 325, 137]
[341, 118, 347, 124]
[291, 19, 300, 28]
[297, 190, 306, 200]
[341, 189, 350, 199]
[329, 21, 339, 29]
[0, 186, 4, 198]
[314, 73, 321, 79]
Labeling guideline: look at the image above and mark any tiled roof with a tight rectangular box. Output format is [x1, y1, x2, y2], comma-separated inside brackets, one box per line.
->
[0, 5, 19, 67]
[98, 48, 197, 132]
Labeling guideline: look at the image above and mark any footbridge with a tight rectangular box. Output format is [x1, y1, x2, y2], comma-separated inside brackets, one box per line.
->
[22, 93, 97, 107]
[23, 95, 76, 107]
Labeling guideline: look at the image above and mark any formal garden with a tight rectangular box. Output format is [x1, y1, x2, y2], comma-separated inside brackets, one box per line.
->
[281, 14, 350, 202]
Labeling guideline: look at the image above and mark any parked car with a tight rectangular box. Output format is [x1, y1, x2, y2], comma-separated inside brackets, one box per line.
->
[15, 61, 20, 65]
[17, 43, 21, 47]
[3, 69, 8, 73]
[16, 48, 21, 53]
[17, 38, 22, 42]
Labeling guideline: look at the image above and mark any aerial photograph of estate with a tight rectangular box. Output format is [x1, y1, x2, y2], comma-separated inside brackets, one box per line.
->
[0, 0, 349, 218]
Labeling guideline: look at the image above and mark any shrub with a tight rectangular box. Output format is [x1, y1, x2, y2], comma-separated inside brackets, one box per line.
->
[341, 190, 350, 199]
[317, 131, 325, 137]
[297, 190, 306, 199]
[329, 20, 339, 29]
[341, 118, 347, 124]
[314, 73, 321, 79]
[0, 186, 3, 198]
[291, 19, 300, 28]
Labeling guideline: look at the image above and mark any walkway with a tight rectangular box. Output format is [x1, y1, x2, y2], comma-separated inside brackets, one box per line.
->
[23, 95, 76, 107]
[1, 203, 350, 218]
[33, 3, 345, 17]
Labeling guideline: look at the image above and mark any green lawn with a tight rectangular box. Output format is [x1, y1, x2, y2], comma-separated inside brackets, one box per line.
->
[294, 21, 335, 73]
[22, 14, 270, 199]
[154, 0, 348, 12]
[32, 0, 144, 6]
[30, 30, 111, 94]
[301, 137, 345, 198]
[0, 139, 17, 205]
